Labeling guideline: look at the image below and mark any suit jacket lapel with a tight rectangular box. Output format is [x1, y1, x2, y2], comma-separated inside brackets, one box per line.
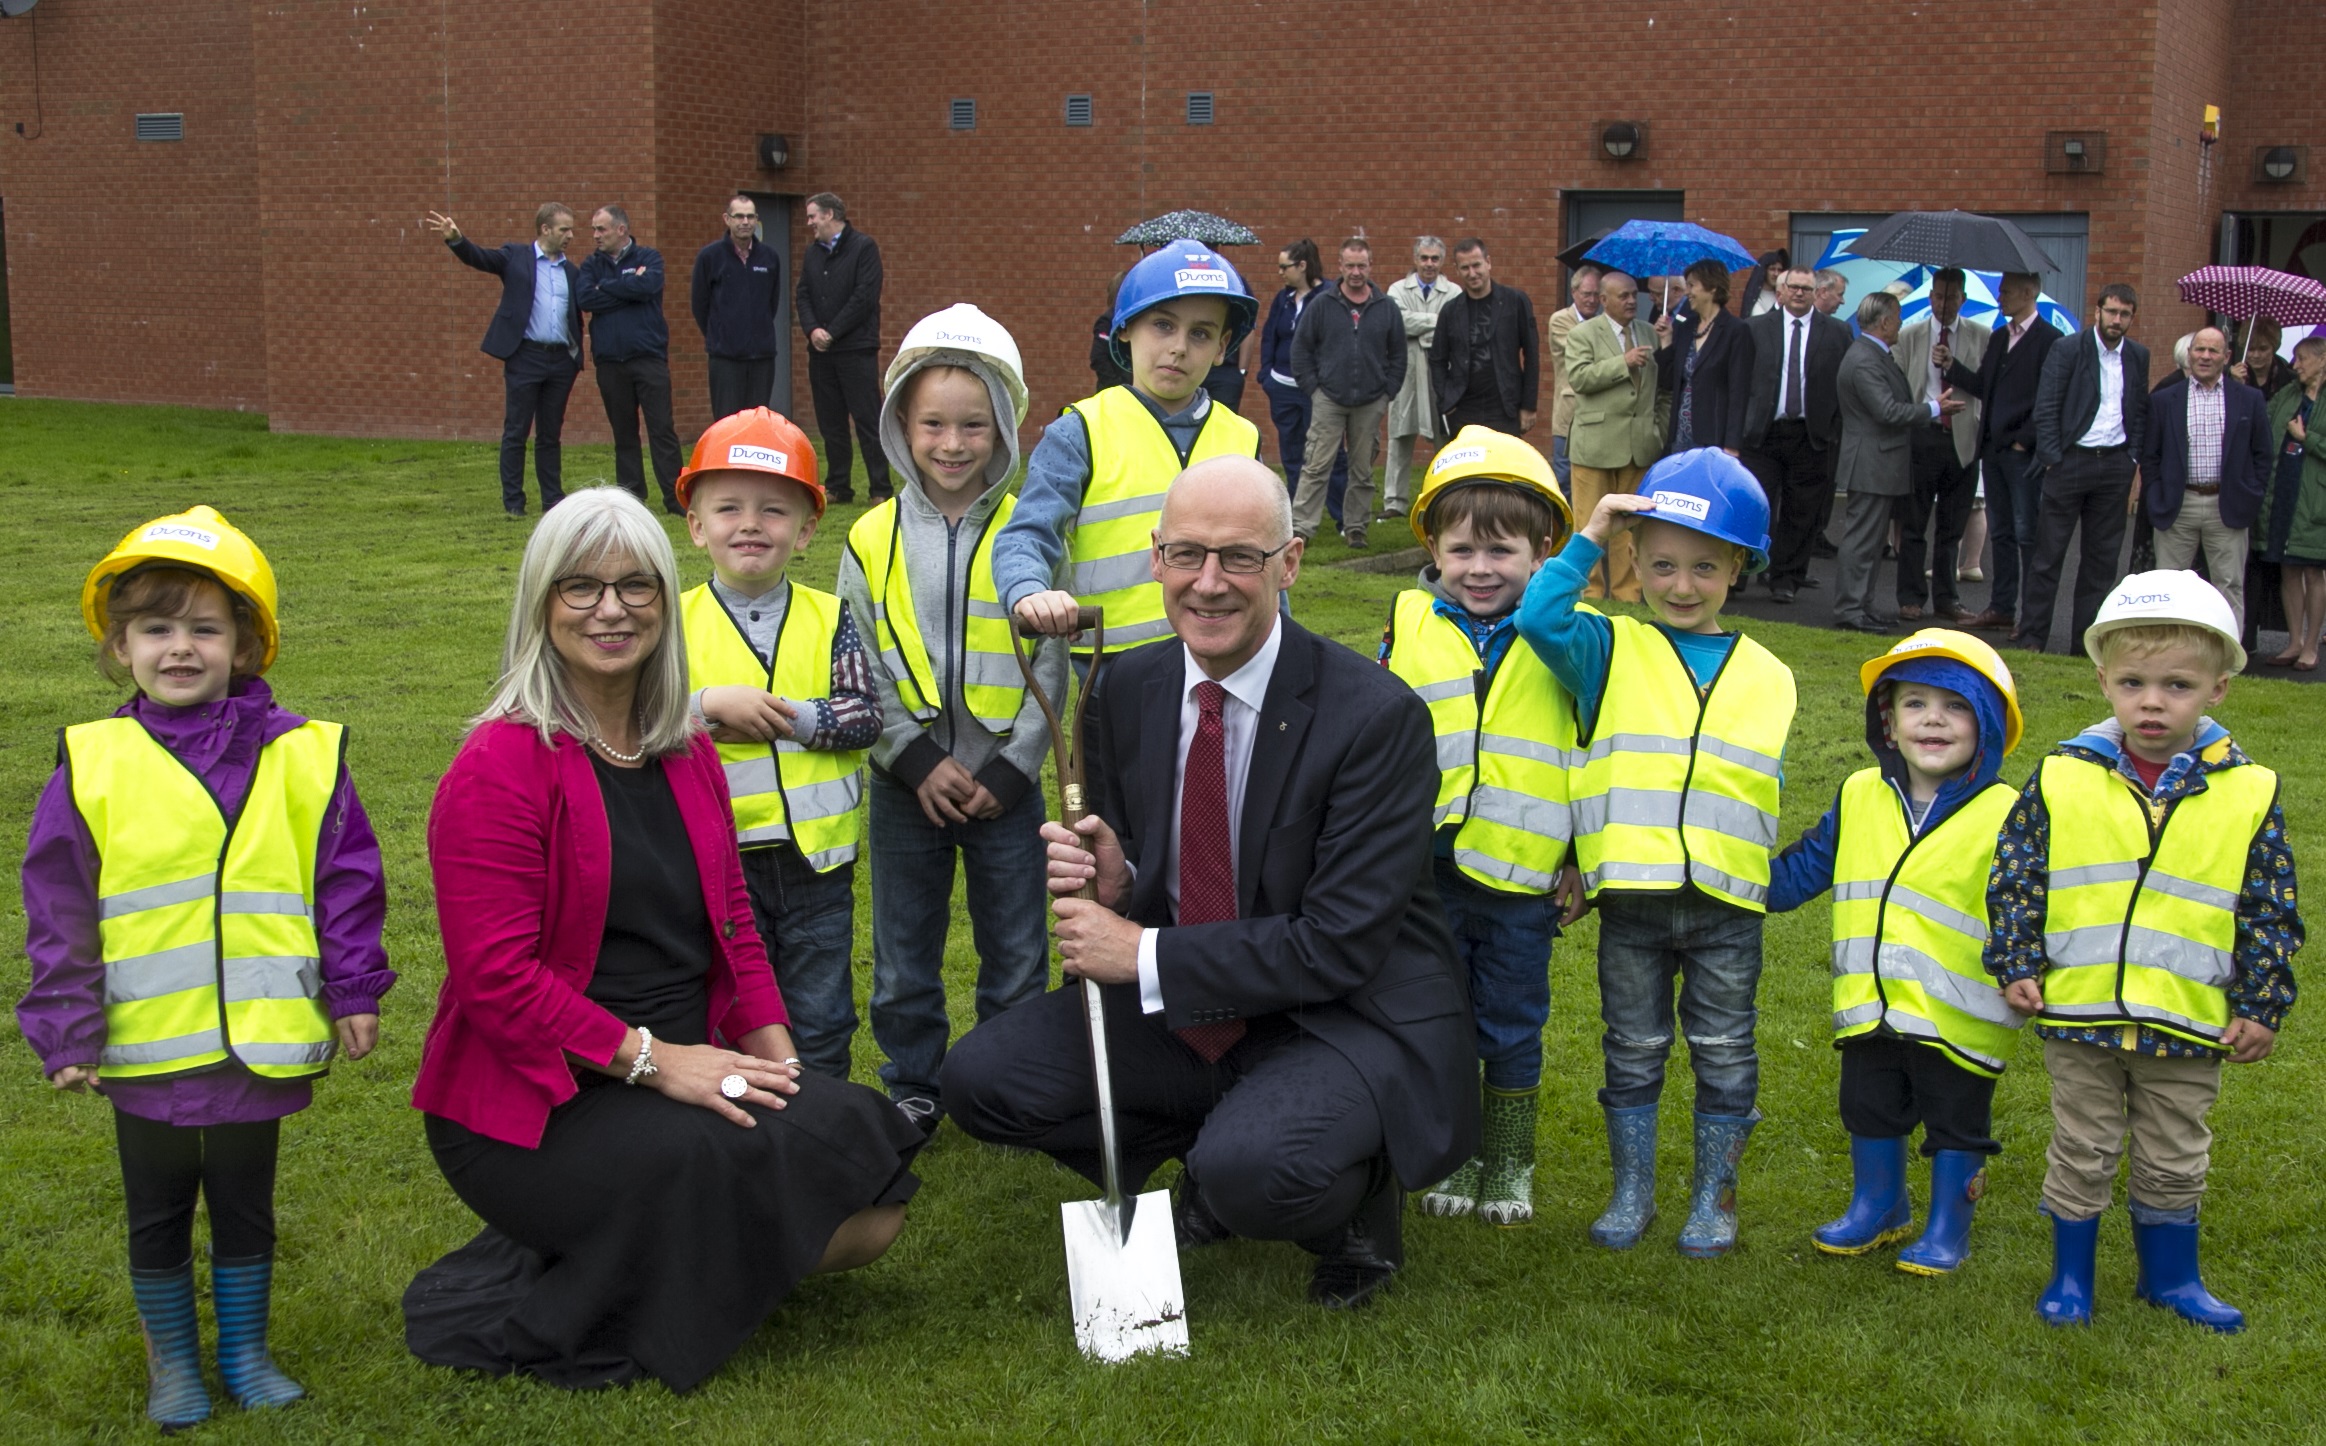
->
[1133, 659, 1181, 919]
[1236, 621, 1315, 913]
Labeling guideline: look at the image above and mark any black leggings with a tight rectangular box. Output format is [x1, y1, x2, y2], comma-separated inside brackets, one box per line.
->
[115, 1111, 279, 1269]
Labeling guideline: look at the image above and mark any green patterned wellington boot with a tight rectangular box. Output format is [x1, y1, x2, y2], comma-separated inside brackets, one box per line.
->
[1419, 1156, 1481, 1218]
[1477, 1085, 1542, 1227]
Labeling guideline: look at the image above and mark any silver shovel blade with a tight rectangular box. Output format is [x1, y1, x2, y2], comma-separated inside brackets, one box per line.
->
[1062, 1190, 1189, 1362]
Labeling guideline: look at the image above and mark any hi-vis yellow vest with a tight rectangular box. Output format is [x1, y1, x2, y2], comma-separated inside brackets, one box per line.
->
[65, 717, 341, 1081]
[1384, 590, 1576, 893]
[2034, 751, 2277, 1049]
[846, 495, 1025, 735]
[1829, 769, 2022, 1077]
[681, 582, 865, 871]
[1571, 617, 1794, 912]
[1063, 386, 1259, 654]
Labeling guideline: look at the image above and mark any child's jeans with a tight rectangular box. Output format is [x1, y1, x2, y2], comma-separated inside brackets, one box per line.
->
[2040, 1037, 2220, 1221]
[867, 772, 1052, 1105]
[740, 841, 858, 1081]
[1594, 887, 1764, 1116]
[1838, 1033, 1999, 1155]
[1435, 856, 1560, 1091]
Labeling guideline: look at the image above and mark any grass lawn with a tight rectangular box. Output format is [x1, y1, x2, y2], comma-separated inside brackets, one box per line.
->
[3, 398, 2322, 1443]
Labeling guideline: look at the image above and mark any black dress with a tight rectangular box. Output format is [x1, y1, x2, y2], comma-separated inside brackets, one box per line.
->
[405, 754, 923, 1392]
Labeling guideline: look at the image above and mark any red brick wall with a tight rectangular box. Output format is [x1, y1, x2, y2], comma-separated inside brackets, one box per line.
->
[2218, 0, 2326, 231]
[0, 0, 266, 410]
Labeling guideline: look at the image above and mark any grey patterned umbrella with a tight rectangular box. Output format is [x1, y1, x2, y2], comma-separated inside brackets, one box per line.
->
[1114, 210, 1259, 247]
[1845, 211, 2059, 274]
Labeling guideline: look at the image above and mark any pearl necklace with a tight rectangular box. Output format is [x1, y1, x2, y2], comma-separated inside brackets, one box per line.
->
[587, 708, 648, 764]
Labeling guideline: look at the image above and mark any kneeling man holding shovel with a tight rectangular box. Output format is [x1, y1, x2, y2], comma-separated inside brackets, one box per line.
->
[943, 456, 1476, 1315]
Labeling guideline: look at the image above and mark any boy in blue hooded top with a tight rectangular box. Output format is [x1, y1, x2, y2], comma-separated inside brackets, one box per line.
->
[1770, 629, 2027, 1277]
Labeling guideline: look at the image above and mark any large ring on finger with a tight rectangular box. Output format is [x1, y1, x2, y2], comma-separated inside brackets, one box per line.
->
[720, 1073, 750, 1100]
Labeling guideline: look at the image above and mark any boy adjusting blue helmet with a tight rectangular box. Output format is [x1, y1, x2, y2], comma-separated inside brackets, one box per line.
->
[1108, 239, 1259, 366]
[1636, 448, 1773, 574]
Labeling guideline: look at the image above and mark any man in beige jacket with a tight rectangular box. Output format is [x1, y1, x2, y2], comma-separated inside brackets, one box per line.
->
[1383, 238, 1460, 518]
[1564, 270, 1668, 600]
[1545, 264, 1603, 495]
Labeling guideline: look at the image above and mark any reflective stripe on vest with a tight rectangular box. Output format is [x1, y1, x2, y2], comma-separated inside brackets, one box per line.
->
[1828, 769, 2021, 1077]
[846, 495, 1027, 734]
[1064, 386, 1260, 655]
[65, 716, 341, 1081]
[2033, 753, 2276, 1048]
[1383, 590, 1577, 893]
[680, 582, 867, 871]
[1570, 617, 1795, 912]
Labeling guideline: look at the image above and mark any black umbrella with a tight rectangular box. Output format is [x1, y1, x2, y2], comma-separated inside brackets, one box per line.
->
[1114, 210, 1259, 247]
[1556, 228, 1613, 269]
[1845, 211, 2059, 274]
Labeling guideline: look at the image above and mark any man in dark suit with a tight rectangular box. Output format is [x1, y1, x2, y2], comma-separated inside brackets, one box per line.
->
[1742, 267, 1853, 603]
[1429, 238, 1539, 438]
[2142, 326, 2274, 634]
[427, 204, 584, 517]
[1832, 293, 1962, 632]
[797, 192, 889, 503]
[942, 455, 1474, 1310]
[579, 205, 684, 515]
[1939, 272, 2060, 630]
[2020, 284, 2151, 651]
[691, 195, 784, 424]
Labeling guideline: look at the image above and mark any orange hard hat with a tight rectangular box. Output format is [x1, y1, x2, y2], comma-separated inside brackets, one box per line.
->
[675, 407, 823, 513]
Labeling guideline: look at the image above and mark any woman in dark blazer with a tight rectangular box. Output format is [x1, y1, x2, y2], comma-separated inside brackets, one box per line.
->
[1659, 259, 1757, 454]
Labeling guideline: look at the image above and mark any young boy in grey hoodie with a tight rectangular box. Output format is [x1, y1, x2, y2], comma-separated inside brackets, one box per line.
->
[839, 305, 1068, 1135]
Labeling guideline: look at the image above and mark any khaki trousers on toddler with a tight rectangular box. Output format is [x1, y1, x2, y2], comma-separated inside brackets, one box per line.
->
[2040, 1037, 2221, 1221]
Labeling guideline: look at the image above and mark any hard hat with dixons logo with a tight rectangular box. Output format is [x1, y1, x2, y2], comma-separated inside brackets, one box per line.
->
[1633, 447, 1771, 573]
[1108, 239, 1260, 366]
[883, 303, 1030, 426]
[83, 504, 282, 672]
[675, 407, 825, 514]
[1860, 627, 2024, 754]
[1408, 425, 1573, 549]
[2082, 568, 2246, 673]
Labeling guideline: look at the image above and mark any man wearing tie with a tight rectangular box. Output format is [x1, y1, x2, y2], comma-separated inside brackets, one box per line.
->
[1545, 264, 1605, 494]
[1892, 269, 1991, 621]
[1832, 292, 1965, 633]
[941, 456, 1474, 1311]
[1382, 237, 1460, 519]
[1939, 272, 2061, 631]
[427, 204, 585, 517]
[1742, 267, 1852, 604]
[1563, 271, 1668, 601]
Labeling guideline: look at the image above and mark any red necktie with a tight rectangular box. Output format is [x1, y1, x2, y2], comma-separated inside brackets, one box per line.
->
[1174, 681, 1245, 1062]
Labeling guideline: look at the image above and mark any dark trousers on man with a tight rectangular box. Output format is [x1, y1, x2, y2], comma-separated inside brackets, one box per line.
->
[1445, 395, 1522, 437]
[707, 354, 774, 422]
[2016, 445, 2135, 652]
[500, 342, 580, 515]
[809, 347, 890, 501]
[1982, 446, 2044, 626]
[1897, 426, 1977, 615]
[594, 354, 683, 507]
[940, 985, 1389, 1245]
[1265, 379, 1348, 527]
[1748, 420, 1829, 591]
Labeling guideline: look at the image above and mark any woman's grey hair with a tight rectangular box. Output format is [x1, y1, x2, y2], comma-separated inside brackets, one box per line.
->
[477, 487, 696, 757]
[2172, 331, 2195, 373]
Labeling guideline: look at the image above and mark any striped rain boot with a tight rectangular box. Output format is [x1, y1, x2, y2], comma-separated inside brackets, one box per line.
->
[128, 1262, 212, 1432]
[1476, 1086, 1541, 1227]
[211, 1254, 305, 1410]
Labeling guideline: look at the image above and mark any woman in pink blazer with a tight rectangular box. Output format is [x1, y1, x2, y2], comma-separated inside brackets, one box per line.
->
[403, 490, 920, 1392]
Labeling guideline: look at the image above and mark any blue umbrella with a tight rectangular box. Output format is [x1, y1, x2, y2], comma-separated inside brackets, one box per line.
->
[1582, 220, 1758, 280]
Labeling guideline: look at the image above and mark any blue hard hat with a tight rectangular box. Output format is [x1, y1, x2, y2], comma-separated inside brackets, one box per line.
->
[1108, 239, 1259, 366]
[1636, 448, 1772, 573]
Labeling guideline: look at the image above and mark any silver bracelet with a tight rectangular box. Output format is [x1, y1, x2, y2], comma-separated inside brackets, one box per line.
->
[623, 1027, 658, 1086]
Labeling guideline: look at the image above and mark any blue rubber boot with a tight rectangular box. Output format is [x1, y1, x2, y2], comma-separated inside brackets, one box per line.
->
[1589, 1105, 1659, 1249]
[1897, 1150, 1987, 1275]
[2131, 1217, 2245, 1333]
[211, 1254, 306, 1409]
[2036, 1211, 2100, 1326]
[1812, 1134, 1913, 1256]
[128, 1262, 212, 1432]
[1677, 1111, 1759, 1258]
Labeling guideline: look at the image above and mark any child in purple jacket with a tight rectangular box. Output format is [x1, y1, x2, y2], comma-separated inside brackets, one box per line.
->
[17, 507, 392, 1430]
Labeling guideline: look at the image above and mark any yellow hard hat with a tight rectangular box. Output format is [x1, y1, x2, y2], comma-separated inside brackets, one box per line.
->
[1858, 627, 2023, 754]
[1409, 425, 1575, 550]
[82, 506, 281, 672]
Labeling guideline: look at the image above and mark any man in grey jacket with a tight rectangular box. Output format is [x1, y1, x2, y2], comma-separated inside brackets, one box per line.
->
[835, 319, 1067, 1134]
[1290, 237, 1407, 548]
[1832, 292, 1963, 633]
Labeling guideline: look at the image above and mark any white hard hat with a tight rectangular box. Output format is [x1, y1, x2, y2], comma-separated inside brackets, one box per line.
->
[2083, 569, 2246, 673]
[884, 304, 1028, 425]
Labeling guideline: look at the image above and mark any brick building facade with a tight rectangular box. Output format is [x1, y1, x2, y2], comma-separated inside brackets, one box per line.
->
[1, 0, 2319, 462]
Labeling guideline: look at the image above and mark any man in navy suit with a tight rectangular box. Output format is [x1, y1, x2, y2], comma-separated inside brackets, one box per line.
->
[427, 204, 584, 517]
[2020, 284, 2151, 650]
[1940, 272, 2060, 630]
[2142, 326, 2274, 634]
[942, 455, 1475, 1310]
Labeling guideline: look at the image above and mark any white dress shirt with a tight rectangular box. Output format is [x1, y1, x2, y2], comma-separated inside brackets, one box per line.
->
[2078, 331, 2128, 448]
[1135, 619, 1284, 1014]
